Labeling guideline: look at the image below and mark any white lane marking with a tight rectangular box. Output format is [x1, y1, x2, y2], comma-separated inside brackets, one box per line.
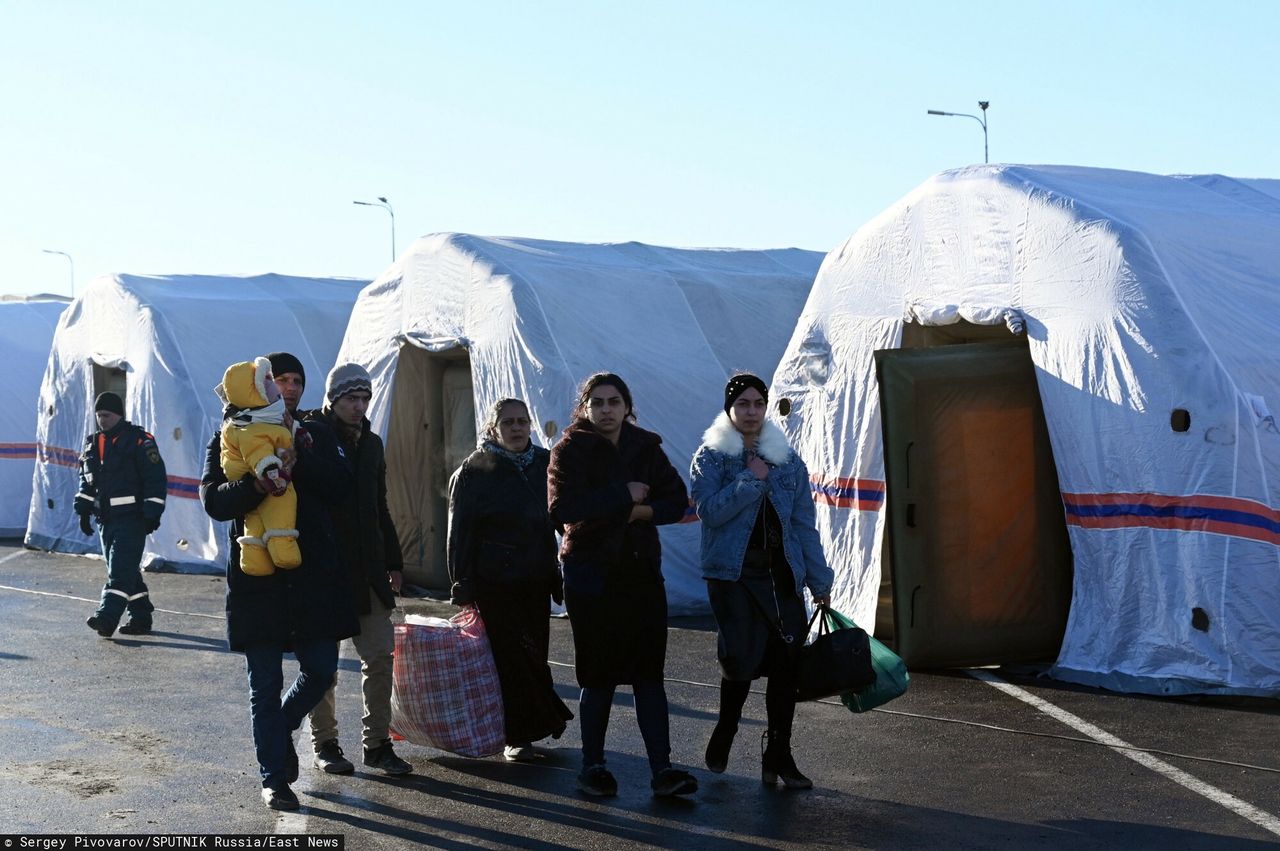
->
[0, 583, 225, 620]
[0, 551, 26, 565]
[969, 669, 1280, 839]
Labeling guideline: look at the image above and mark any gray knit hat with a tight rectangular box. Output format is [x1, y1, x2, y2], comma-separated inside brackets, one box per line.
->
[325, 363, 372, 404]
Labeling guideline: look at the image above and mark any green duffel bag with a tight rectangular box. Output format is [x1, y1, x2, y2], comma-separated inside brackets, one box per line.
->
[825, 608, 910, 712]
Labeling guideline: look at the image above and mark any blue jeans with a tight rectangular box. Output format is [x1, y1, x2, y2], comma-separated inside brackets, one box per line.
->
[244, 639, 339, 788]
[95, 514, 154, 626]
[579, 680, 672, 775]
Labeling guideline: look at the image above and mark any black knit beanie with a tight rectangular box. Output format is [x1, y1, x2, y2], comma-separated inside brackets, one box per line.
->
[265, 352, 306, 387]
[94, 392, 125, 417]
[724, 373, 768, 414]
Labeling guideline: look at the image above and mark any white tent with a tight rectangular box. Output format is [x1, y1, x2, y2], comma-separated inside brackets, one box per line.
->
[773, 164, 1280, 697]
[336, 233, 824, 611]
[26, 273, 368, 569]
[0, 294, 71, 537]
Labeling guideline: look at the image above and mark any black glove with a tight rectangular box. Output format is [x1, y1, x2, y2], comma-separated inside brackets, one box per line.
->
[78, 514, 93, 536]
[145, 517, 161, 534]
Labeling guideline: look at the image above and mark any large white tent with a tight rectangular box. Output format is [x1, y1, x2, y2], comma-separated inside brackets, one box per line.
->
[336, 233, 824, 611]
[0, 294, 71, 537]
[26, 273, 368, 569]
[773, 165, 1280, 696]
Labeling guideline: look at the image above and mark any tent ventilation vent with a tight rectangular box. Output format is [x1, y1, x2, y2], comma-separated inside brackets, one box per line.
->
[1171, 409, 1191, 432]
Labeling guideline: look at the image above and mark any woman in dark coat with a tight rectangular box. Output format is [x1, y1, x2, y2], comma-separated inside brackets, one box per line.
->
[200, 367, 359, 812]
[548, 372, 697, 799]
[447, 397, 573, 760]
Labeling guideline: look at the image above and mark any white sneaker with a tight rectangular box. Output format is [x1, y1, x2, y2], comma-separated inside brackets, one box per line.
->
[503, 743, 536, 762]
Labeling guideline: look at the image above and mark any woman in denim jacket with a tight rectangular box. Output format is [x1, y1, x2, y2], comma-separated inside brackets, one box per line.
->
[689, 373, 833, 789]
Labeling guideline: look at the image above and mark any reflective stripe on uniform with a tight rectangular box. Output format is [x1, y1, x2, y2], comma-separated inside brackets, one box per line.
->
[145, 497, 165, 505]
[75, 492, 94, 503]
[127, 591, 149, 601]
[105, 588, 129, 599]
[109, 496, 137, 506]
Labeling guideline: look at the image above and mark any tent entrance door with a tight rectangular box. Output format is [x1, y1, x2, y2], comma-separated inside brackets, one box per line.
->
[874, 337, 1072, 668]
[92, 364, 127, 402]
[384, 344, 475, 591]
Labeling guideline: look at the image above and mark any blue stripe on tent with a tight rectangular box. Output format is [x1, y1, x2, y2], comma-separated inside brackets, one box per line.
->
[1063, 501, 1280, 535]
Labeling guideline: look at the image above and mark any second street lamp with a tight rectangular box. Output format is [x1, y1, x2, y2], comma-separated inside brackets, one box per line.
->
[354, 196, 396, 261]
[927, 100, 990, 164]
[42, 249, 75, 298]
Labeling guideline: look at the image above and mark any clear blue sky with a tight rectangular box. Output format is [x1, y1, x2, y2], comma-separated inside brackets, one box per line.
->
[3, 1, 1278, 297]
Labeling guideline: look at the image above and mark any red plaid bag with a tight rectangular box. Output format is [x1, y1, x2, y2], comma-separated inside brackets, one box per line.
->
[389, 608, 506, 758]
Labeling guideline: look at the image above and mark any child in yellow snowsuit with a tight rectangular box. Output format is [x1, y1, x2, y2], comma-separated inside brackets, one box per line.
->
[217, 357, 301, 575]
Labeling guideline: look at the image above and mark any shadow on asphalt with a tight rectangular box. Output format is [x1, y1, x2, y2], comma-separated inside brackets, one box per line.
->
[295, 758, 1279, 851]
[305, 768, 782, 851]
[109, 630, 234, 654]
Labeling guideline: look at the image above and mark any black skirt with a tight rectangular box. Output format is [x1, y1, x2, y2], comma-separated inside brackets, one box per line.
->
[707, 546, 806, 683]
[564, 552, 668, 689]
[475, 584, 574, 744]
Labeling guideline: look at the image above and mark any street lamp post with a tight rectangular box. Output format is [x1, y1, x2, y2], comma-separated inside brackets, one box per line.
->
[42, 249, 75, 298]
[353, 196, 396, 261]
[927, 100, 990, 164]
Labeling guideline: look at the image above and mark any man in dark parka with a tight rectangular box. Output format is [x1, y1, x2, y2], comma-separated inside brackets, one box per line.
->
[304, 362, 411, 777]
[200, 352, 358, 811]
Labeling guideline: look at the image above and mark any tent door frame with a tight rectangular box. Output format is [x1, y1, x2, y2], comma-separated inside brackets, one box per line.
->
[874, 323, 1073, 667]
[384, 344, 474, 591]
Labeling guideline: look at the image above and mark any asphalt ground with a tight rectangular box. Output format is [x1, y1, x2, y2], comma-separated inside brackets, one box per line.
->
[1, 540, 1278, 849]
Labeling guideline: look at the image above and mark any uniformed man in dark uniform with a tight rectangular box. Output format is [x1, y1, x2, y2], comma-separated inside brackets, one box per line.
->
[75, 391, 168, 638]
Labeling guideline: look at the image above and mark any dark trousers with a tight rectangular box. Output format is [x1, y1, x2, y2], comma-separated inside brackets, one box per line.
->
[579, 680, 672, 774]
[244, 639, 339, 788]
[95, 514, 154, 626]
[717, 660, 799, 744]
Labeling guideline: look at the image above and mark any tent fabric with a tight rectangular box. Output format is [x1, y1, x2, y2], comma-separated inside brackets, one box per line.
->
[336, 233, 824, 613]
[26, 273, 368, 569]
[0, 295, 70, 537]
[772, 165, 1280, 697]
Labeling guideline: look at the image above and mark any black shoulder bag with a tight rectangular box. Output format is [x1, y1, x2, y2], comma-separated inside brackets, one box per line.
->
[795, 604, 876, 701]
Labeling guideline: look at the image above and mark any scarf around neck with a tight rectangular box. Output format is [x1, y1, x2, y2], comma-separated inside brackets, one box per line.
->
[484, 439, 536, 470]
[228, 397, 287, 429]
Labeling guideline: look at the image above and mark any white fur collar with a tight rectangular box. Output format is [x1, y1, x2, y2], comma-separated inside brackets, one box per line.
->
[701, 411, 792, 466]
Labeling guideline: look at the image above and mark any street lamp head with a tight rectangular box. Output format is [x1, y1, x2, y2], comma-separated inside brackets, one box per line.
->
[377, 196, 388, 204]
[978, 101, 989, 111]
[927, 109, 948, 115]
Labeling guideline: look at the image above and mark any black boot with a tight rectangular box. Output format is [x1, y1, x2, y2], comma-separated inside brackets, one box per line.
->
[704, 720, 737, 773]
[761, 730, 812, 789]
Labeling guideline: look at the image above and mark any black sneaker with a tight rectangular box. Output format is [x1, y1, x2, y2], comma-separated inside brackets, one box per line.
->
[261, 783, 299, 811]
[650, 767, 698, 797]
[577, 765, 618, 798]
[313, 739, 355, 775]
[118, 620, 152, 635]
[363, 741, 412, 776]
[86, 615, 116, 638]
